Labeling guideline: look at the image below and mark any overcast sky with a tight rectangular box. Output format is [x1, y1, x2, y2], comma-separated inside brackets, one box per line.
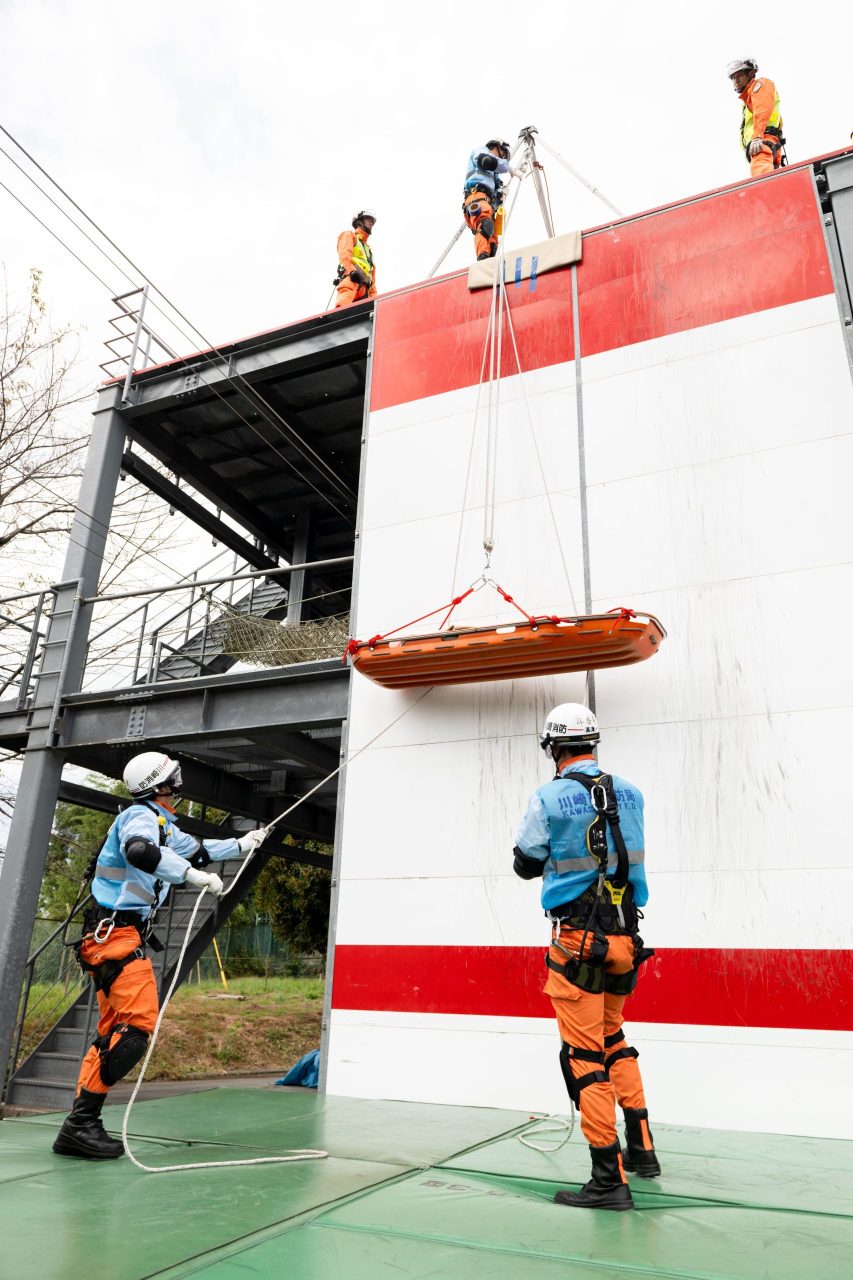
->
[3, 1, 852, 370]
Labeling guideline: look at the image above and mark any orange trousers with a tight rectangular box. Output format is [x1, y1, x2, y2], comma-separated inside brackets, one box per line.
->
[545, 928, 649, 1155]
[76, 926, 159, 1096]
[335, 279, 376, 309]
[749, 141, 782, 179]
[463, 190, 497, 260]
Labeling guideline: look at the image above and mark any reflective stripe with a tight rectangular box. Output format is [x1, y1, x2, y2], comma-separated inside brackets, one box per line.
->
[740, 90, 782, 150]
[548, 849, 645, 875]
[124, 882, 157, 904]
[96, 863, 125, 881]
[352, 235, 374, 282]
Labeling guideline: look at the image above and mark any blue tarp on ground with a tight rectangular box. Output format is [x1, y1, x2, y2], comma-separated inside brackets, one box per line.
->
[277, 1048, 320, 1088]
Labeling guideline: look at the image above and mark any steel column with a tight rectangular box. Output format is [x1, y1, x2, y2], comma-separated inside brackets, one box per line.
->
[0, 387, 127, 1082]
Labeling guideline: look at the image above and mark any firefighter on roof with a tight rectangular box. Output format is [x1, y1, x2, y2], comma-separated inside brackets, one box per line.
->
[513, 704, 660, 1212]
[728, 58, 786, 178]
[52, 751, 268, 1160]
[463, 139, 517, 260]
[334, 209, 377, 308]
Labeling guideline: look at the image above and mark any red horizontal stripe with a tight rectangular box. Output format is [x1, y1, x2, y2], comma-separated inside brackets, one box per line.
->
[370, 268, 574, 413]
[369, 168, 832, 411]
[577, 166, 831, 357]
[332, 945, 853, 1032]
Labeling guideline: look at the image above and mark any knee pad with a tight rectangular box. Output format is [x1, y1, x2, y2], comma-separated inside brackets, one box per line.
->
[479, 217, 495, 240]
[558, 1041, 608, 1106]
[98, 1023, 149, 1086]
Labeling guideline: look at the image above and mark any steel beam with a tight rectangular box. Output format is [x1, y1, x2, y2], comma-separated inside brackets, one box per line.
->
[119, 452, 280, 573]
[57, 663, 347, 748]
[121, 312, 372, 415]
[0, 387, 128, 1081]
[56, 779, 334, 857]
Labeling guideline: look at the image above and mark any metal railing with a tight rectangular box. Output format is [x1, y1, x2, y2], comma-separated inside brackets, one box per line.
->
[82, 546, 249, 689]
[5, 898, 92, 1092]
[0, 551, 353, 712]
[0, 587, 52, 709]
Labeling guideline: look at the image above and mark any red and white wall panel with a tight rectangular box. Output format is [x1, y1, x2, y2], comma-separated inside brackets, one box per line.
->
[326, 167, 853, 1138]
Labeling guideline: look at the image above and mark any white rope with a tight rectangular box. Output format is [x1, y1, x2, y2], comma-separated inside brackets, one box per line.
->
[498, 283, 578, 613]
[121, 687, 433, 1173]
[517, 1109, 575, 1154]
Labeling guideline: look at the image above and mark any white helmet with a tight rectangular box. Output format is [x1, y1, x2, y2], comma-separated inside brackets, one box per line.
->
[123, 751, 182, 799]
[352, 208, 378, 229]
[540, 703, 600, 756]
[727, 58, 757, 79]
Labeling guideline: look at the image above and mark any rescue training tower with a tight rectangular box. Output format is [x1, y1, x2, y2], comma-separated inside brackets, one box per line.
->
[2, 147, 853, 1137]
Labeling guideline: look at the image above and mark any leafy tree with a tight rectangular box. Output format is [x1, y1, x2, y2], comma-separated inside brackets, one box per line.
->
[256, 843, 331, 955]
[41, 777, 126, 918]
[0, 268, 88, 564]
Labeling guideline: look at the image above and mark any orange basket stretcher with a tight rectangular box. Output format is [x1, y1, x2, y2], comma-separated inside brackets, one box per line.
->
[347, 611, 666, 690]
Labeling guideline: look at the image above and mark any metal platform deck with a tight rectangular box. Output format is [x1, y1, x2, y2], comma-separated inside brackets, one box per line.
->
[2, 1090, 851, 1279]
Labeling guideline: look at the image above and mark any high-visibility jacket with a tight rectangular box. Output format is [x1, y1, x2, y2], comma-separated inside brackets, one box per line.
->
[515, 759, 649, 913]
[739, 76, 783, 154]
[337, 228, 375, 284]
[92, 800, 239, 916]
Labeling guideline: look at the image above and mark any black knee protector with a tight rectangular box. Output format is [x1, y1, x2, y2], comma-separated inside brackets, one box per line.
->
[98, 1023, 149, 1086]
[479, 216, 495, 240]
[558, 1041, 607, 1107]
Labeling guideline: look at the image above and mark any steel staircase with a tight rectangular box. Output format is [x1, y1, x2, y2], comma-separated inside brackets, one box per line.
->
[4, 847, 271, 1112]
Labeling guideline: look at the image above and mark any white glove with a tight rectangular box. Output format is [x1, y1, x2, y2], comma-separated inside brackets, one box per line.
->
[748, 138, 766, 158]
[184, 867, 225, 896]
[237, 827, 268, 854]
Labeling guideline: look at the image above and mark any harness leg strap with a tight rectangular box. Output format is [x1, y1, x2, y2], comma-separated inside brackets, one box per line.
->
[603, 1030, 640, 1070]
[558, 1041, 608, 1107]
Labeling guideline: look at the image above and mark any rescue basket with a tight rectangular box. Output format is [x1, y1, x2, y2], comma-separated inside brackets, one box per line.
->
[347, 610, 666, 690]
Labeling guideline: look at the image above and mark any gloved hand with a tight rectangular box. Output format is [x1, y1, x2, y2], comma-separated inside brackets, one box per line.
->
[748, 138, 766, 157]
[349, 267, 370, 286]
[237, 827, 268, 854]
[184, 867, 225, 896]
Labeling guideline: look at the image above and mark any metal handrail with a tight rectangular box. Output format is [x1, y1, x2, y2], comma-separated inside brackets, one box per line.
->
[86, 545, 243, 647]
[5, 895, 91, 1089]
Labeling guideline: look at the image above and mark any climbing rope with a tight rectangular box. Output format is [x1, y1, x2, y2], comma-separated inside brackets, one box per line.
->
[517, 1109, 575, 1154]
[121, 687, 433, 1173]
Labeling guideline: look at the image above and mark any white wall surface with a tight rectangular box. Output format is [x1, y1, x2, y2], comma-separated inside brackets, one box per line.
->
[327, 289, 853, 1136]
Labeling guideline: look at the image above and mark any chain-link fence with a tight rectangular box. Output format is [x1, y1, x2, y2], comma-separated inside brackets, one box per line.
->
[183, 921, 325, 983]
[10, 915, 323, 1080]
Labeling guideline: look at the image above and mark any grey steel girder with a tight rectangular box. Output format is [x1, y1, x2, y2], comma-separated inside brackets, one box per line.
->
[121, 313, 372, 416]
[56, 663, 348, 749]
[119, 451, 281, 572]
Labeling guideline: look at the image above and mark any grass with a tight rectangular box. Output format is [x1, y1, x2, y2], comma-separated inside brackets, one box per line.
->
[143, 975, 324, 1080]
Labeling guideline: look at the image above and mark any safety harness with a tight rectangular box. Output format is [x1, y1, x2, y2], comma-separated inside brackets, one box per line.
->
[68, 801, 174, 996]
[545, 772, 654, 997]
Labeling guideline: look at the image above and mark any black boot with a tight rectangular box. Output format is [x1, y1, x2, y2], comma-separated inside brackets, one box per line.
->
[621, 1106, 661, 1178]
[554, 1141, 635, 1211]
[52, 1089, 124, 1159]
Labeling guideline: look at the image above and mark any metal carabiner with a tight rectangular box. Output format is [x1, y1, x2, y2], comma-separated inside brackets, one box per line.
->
[92, 914, 116, 944]
[590, 783, 608, 813]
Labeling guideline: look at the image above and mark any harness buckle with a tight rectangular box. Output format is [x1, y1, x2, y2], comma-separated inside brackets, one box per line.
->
[92, 914, 116, 944]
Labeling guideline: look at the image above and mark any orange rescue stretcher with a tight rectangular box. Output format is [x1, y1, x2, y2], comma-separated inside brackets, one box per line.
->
[347, 610, 666, 690]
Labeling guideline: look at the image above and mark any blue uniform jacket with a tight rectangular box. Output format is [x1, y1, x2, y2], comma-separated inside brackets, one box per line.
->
[515, 759, 649, 914]
[92, 801, 239, 917]
[464, 146, 510, 198]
